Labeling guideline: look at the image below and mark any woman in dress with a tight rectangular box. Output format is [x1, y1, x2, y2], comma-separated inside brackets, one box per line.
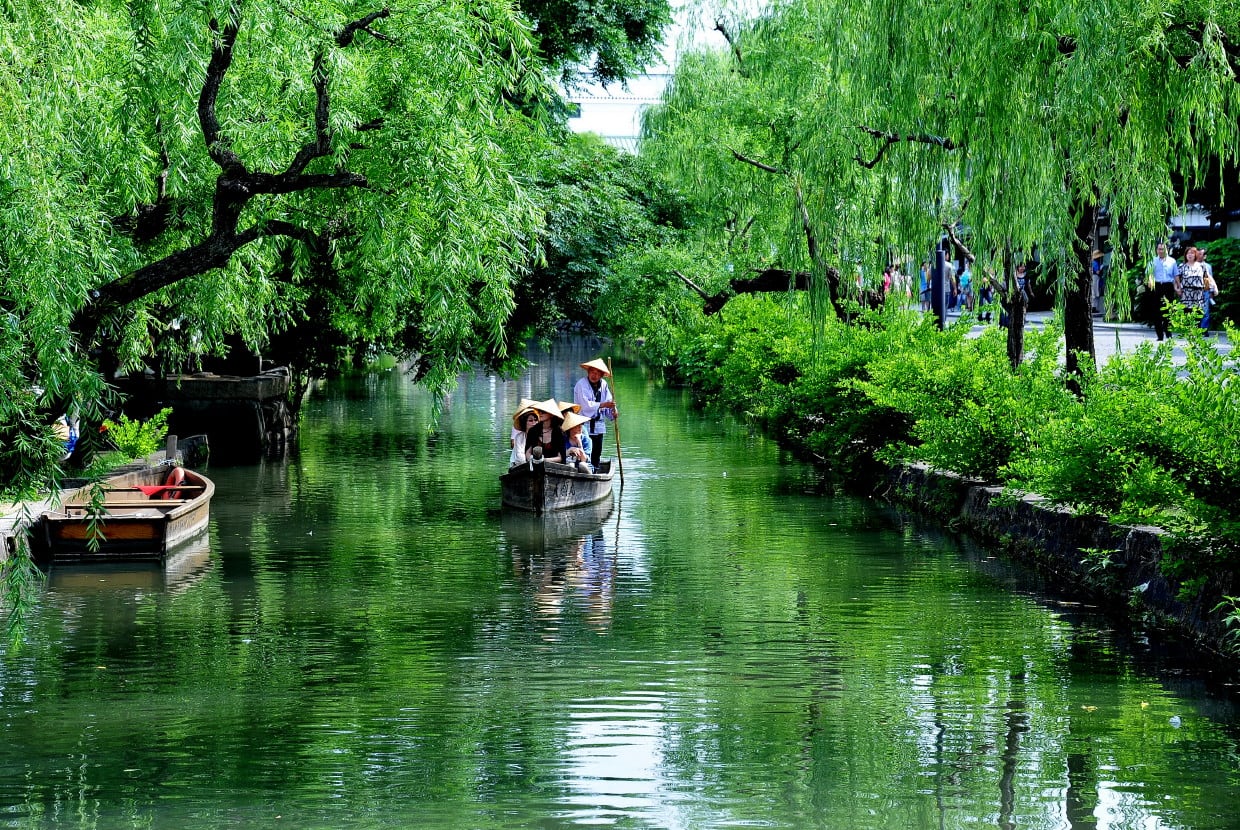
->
[1174, 246, 1209, 330]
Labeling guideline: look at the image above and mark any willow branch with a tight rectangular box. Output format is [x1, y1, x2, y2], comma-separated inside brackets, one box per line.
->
[286, 52, 332, 176]
[730, 148, 785, 175]
[855, 126, 959, 168]
[672, 270, 711, 301]
[714, 19, 744, 67]
[199, 13, 245, 174]
[942, 223, 976, 264]
[337, 8, 393, 46]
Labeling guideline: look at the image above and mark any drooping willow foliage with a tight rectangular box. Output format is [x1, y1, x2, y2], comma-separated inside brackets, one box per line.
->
[641, 0, 1240, 328]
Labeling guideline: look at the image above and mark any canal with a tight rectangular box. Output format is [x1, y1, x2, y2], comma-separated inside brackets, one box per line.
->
[3, 340, 1239, 829]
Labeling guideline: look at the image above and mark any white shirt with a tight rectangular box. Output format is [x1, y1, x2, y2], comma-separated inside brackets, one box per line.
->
[573, 376, 613, 436]
[1150, 255, 1178, 284]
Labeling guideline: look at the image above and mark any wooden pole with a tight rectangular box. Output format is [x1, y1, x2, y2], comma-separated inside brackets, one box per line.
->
[607, 358, 624, 484]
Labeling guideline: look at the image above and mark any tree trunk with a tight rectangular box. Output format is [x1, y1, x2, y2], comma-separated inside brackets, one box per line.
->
[1064, 201, 1099, 392]
[793, 177, 849, 320]
[1003, 246, 1026, 370]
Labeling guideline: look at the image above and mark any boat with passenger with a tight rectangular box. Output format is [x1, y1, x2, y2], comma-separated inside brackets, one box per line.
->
[500, 459, 614, 515]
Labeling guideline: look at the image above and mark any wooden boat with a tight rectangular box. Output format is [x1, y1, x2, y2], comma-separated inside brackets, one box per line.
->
[500, 459, 614, 514]
[40, 466, 214, 563]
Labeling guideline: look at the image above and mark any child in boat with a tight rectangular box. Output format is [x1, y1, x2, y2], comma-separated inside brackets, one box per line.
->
[560, 411, 593, 473]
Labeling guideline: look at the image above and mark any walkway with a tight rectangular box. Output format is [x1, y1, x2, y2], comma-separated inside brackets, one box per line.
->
[947, 309, 1233, 365]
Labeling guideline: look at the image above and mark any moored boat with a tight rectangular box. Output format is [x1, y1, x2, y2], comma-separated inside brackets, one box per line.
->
[500, 459, 614, 514]
[40, 466, 215, 563]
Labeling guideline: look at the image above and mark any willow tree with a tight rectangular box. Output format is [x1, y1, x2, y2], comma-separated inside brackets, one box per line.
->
[643, 0, 1240, 374]
[1, 0, 550, 499]
[816, 0, 1240, 376]
[640, 23, 919, 321]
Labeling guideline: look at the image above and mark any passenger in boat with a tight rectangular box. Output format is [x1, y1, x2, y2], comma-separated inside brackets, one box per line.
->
[560, 411, 593, 473]
[573, 359, 616, 470]
[508, 397, 538, 446]
[523, 398, 565, 463]
[510, 404, 539, 466]
[510, 398, 537, 452]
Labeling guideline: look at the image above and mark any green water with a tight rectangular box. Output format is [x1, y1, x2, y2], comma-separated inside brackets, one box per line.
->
[4, 341, 1239, 829]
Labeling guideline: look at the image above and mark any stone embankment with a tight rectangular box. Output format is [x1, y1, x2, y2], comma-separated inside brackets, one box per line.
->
[887, 463, 1237, 662]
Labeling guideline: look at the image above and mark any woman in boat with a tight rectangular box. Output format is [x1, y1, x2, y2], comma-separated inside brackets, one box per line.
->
[510, 397, 537, 452]
[523, 398, 566, 463]
[509, 404, 539, 466]
[560, 411, 593, 473]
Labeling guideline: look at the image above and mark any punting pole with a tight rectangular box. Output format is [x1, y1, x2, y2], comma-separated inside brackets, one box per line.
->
[608, 358, 624, 486]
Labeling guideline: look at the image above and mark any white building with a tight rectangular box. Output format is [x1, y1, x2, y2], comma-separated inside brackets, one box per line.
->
[566, 72, 673, 153]
[565, 5, 732, 152]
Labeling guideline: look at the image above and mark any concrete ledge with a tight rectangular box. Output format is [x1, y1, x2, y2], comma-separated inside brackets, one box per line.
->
[888, 462, 1236, 658]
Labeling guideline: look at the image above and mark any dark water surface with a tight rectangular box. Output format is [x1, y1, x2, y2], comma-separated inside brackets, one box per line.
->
[4, 341, 1240, 829]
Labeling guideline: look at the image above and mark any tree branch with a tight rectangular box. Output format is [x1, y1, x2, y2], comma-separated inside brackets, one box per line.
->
[285, 52, 332, 176]
[714, 19, 744, 67]
[83, 219, 338, 328]
[672, 269, 711, 301]
[245, 171, 369, 195]
[336, 8, 392, 47]
[112, 119, 174, 243]
[730, 148, 785, 175]
[854, 126, 958, 168]
[199, 13, 246, 175]
[941, 223, 976, 264]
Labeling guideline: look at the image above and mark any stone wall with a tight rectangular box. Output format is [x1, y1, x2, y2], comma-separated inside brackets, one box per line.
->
[887, 463, 1237, 660]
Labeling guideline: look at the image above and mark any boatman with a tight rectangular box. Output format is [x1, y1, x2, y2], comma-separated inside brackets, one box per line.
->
[573, 358, 617, 471]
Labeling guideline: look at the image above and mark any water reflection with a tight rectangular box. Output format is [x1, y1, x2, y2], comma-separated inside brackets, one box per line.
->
[45, 528, 214, 598]
[504, 497, 616, 637]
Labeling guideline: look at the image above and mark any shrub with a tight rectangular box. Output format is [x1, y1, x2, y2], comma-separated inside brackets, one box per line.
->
[101, 408, 173, 461]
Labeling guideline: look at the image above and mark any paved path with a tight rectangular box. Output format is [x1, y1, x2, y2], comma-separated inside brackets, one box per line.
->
[947, 309, 1233, 366]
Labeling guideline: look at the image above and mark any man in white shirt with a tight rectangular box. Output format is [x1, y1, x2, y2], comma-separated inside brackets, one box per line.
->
[1147, 242, 1178, 341]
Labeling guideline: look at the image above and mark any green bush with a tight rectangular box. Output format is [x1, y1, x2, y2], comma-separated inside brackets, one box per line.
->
[102, 407, 173, 461]
[1005, 309, 1240, 570]
[627, 289, 1240, 582]
[858, 315, 1074, 481]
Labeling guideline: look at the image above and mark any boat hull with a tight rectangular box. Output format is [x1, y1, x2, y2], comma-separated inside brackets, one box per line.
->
[40, 467, 214, 563]
[500, 460, 614, 514]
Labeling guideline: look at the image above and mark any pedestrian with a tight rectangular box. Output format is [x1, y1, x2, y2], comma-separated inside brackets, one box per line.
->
[1174, 246, 1209, 330]
[977, 266, 995, 323]
[1146, 242, 1179, 340]
[573, 358, 617, 470]
[1200, 247, 1220, 331]
[919, 261, 931, 312]
[959, 261, 973, 312]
